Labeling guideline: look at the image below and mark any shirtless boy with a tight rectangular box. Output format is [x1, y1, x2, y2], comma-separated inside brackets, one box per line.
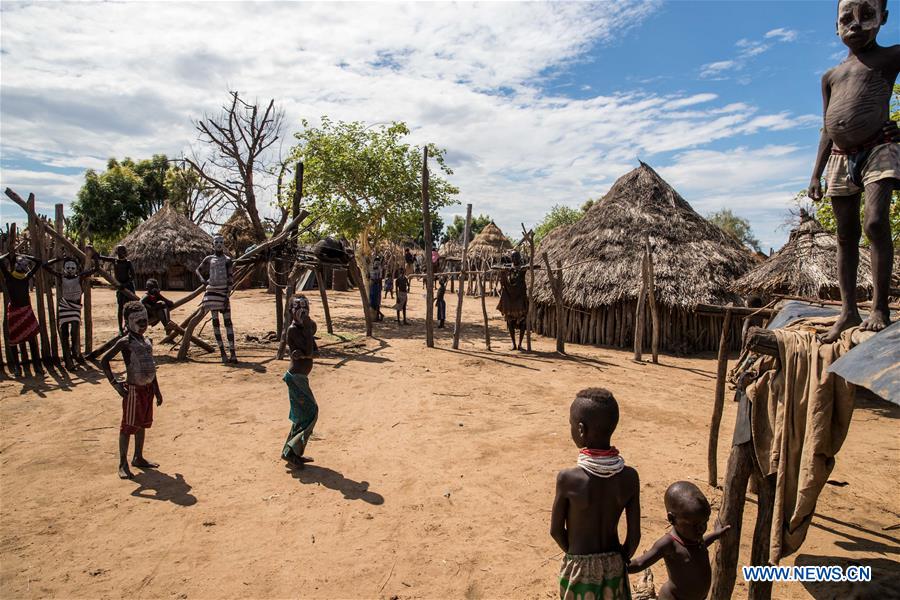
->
[551, 388, 640, 600]
[99, 245, 136, 334]
[101, 301, 163, 480]
[808, 0, 900, 341]
[627, 481, 730, 600]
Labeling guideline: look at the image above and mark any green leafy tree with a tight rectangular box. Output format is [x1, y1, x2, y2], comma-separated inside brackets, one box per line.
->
[416, 213, 445, 249]
[444, 213, 493, 243]
[70, 159, 145, 250]
[289, 117, 459, 278]
[707, 208, 761, 252]
[534, 204, 585, 244]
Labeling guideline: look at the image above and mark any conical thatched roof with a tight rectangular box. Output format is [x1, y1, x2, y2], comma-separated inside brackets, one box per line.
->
[731, 213, 873, 300]
[468, 222, 512, 263]
[533, 163, 754, 309]
[219, 209, 257, 256]
[119, 203, 212, 274]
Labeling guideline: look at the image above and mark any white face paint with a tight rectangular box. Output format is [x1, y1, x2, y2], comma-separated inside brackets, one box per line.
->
[837, 0, 883, 49]
[14, 256, 29, 272]
[213, 236, 225, 253]
[64, 261, 78, 277]
[127, 306, 149, 335]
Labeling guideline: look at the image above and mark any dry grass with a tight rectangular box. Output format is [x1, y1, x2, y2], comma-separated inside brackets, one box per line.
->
[118, 203, 212, 275]
[533, 162, 755, 309]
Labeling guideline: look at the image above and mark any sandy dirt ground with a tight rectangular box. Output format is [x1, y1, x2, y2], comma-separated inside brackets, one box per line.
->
[1, 285, 898, 600]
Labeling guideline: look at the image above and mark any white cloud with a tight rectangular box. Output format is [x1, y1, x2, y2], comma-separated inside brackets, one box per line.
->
[0, 1, 815, 250]
[700, 60, 739, 78]
[765, 28, 799, 42]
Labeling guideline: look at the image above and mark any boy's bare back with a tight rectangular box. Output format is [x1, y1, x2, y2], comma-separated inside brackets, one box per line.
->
[553, 465, 640, 555]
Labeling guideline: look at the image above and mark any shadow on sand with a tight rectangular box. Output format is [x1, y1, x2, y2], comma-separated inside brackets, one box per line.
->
[130, 469, 197, 506]
[288, 463, 384, 505]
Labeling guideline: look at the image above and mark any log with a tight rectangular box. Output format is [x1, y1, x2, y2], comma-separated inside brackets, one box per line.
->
[522, 224, 535, 352]
[452, 204, 472, 350]
[707, 304, 733, 487]
[277, 264, 304, 360]
[82, 244, 93, 354]
[542, 253, 565, 354]
[646, 238, 659, 363]
[634, 252, 648, 361]
[346, 257, 373, 337]
[273, 258, 284, 338]
[479, 271, 491, 351]
[710, 441, 754, 600]
[746, 326, 778, 357]
[27, 195, 51, 362]
[749, 472, 776, 600]
[421, 147, 435, 348]
[315, 267, 334, 335]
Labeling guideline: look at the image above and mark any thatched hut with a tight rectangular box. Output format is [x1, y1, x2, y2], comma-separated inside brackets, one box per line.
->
[218, 209, 258, 257]
[731, 212, 873, 301]
[468, 222, 512, 265]
[533, 163, 755, 352]
[118, 203, 212, 290]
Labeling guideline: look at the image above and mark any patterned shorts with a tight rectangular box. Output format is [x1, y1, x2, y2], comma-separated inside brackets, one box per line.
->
[825, 142, 900, 197]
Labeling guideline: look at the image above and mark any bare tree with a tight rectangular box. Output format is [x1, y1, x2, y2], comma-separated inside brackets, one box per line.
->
[185, 91, 287, 242]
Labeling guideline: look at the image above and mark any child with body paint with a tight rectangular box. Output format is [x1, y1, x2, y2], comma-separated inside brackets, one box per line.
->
[101, 301, 163, 480]
[43, 256, 95, 370]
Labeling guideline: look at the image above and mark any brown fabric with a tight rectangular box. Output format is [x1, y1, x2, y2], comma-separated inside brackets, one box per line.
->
[746, 317, 856, 564]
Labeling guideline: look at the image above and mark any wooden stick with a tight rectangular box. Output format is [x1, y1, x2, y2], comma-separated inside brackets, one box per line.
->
[749, 472, 776, 600]
[421, 147, 435, 348]
[27, 194, 52, 362]
[479, 271, 491, 351]
[634, 250, 648, 361]
[169, 285, 205, 310]
[346, 256, 373, 337]
[452, 204, 472, 349]
[315, 267, 334, 335]
[707, 303, 733, 487]
[695, 304, 777, 318]
[82, 244, 94, 354]
[710, 440, 754, 600]
[277, 264, 304, 360]
[526, 228, 535, 352]
[646, 237, 659, 364]
[542, 253, 566, 354]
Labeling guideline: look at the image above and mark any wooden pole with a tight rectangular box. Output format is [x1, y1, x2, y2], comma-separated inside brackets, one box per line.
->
[634, 251, 648, 361]
[315, 267, 334, 335]
[1, 227, 15, 366]
[749, 473, 776, 600]
[40, 217, 58, 360]
[452, 204, 472, 350]
[273, 256, 284, 338]
[707, 303, 733, 487]
[347, 257, 373, 337]
[522, 225, 535, 353]
[646, 237, 659, 364]
[479, 271, 491, 351]
[26, 194, 51, 363]
[421, 147, 435, 348]
[542, 252, 566, 354]
[710, 440, 754, 600]
[277, 264, 304, 360]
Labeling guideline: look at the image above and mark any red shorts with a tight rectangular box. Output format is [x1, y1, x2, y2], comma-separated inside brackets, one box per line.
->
[121, 382, 154, 434]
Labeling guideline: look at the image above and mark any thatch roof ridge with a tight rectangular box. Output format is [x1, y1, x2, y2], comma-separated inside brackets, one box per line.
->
[533, 163, 754, 309]
[119, 203, 212, 274]
[469, 221, 512, 255]
[731, 214, 873, 299]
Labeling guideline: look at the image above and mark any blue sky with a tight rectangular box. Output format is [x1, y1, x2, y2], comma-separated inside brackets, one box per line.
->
[1, 0, 898, 251]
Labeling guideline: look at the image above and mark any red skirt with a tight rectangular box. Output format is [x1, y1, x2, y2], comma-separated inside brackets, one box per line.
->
[121, 382, 155, 434]
[7, 304, 39, 345]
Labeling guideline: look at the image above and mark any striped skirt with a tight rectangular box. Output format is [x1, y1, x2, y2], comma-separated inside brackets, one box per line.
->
[57, 297, 82, 328]
[202, 285, 230, 312]
[7, 304, 40, 345]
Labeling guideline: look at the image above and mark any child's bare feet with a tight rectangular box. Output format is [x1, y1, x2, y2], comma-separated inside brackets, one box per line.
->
[860, 309, 891, 333]
[118, 464, 134, 479]
[229, 353, 238, 364]
[131, 457, 159, 469]
[819, 311, 862, 343]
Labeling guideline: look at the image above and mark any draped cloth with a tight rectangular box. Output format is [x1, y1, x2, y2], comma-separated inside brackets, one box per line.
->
[57, 297, 82, 328]
[282, 371, 318, 461]
[746, 318, 857, 564]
